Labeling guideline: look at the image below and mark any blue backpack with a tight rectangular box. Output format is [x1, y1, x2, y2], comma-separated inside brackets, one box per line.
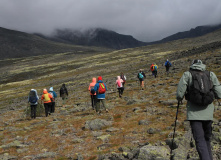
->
[139, 72, 144, 79]
[29, 90, 38, 103]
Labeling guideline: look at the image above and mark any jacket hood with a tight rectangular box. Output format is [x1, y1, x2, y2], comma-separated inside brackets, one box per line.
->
[31, 89, 37, 92]
[98, 76, 102, 81]
[49, 87, 53, 91]
[92, 78, 96, 83]
[190, 63, 206, 71]
[98, 80, 103, 83]
[43, 89, 48, 94]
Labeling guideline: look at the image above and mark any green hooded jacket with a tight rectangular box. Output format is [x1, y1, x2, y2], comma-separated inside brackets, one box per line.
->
[176, 62, 221, 120]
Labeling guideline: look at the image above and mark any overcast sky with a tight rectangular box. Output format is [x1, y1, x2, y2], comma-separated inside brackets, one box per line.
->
[0, 0, 221, 42]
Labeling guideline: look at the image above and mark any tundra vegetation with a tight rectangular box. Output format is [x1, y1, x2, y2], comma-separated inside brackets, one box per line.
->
[0, 29, 221, 159]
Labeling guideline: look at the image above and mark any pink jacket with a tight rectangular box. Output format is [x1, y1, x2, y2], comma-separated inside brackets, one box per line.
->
[116, 76, 124, 88]
[88, 77, 97, 95]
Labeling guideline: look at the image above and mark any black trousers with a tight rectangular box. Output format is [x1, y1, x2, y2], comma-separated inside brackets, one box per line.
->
[30, 105, 37, 119]
[118, 87, 124, 97]
[91, 95, 96, 109]
[44, 103, 52, 117]
[152, 71, 157, 78]
[51, 101, 55, 113]
[166, 67, 170, 72]
[190, 120, 213, 160]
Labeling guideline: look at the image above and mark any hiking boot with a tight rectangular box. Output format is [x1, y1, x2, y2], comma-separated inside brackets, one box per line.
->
[96, 110, 101, 115]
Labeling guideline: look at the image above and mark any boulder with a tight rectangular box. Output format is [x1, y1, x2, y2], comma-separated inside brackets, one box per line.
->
[85, 119, 112, 131]
[137, 145, 170, 160]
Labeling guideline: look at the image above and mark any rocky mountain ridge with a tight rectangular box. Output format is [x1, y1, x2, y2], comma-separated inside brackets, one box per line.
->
[1, 23, 221, 60]
[36, 28, 147, 49]
[0, 27, 112, 60]
[155, 23, 221, 44]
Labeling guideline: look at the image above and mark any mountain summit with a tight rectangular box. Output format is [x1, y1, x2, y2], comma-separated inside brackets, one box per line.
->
[45, 28, 147, 49]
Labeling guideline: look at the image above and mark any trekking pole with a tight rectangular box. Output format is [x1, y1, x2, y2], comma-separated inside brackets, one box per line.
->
[170, 101, 180, 160]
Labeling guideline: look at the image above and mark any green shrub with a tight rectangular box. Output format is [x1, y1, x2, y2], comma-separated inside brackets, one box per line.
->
[23, 103, 45, 118]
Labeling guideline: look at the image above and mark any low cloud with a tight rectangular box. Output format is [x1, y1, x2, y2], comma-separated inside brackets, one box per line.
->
[0, 0, 221, 42]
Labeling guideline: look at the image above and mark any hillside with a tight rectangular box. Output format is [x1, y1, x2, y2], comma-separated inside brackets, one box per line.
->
[0, 27, 112, 60]
[0, 29, 221, 159]
[155, 23, 221, 44]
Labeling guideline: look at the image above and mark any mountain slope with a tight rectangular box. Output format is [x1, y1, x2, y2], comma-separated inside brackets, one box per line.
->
[41, 28, 148, 49]
[0, 27, 112, 59]
[156, 23, 221, 43]
[0, 27, 221, 159]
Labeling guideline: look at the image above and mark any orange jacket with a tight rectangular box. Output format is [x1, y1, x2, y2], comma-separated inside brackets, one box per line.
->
[41, 89, 53, 103]
[88, 78, 97, 95]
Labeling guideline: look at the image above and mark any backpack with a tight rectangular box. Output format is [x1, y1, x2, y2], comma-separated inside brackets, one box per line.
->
[166, 61, 171, 67]
[98, 83, 106, 94]
[90, 86, 96, 95]
[49, 91, 54, 98]
[60, 87, 65, 95]
[121, 75, 126, 82]
[44, 93, 51, 102]
[138, 72, 144, 79]
[185, 70, 214, 106]
[29, 90, 38, 103]
[153, 65, 158, 71]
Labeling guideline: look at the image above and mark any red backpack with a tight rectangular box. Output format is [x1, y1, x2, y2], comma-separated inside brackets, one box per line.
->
[98, 83, 106, 94]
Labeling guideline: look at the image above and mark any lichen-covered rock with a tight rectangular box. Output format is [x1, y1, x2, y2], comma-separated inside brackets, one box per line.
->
[137, 145, 170, 160]
[35, 152, 57, 159]
[138, 120, 149, 125]
[0, 140, 27, 149]
[85, 119, 112, 131]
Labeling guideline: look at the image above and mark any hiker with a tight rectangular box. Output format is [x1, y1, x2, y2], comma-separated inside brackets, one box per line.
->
[150, 63, 158, 78]
[137, 69, 146, 90]
[165, 59, 172, 73]
[116, 76, 124, 98]
[120, 72, 126, 87]
[60, 84, 68, 107]
[94, 76, 108, 114]
[28, 89, 39, 119]
[176, 59, 221, 160]
[88, 77, 97, 110]
[41, 89, 54, 117]
[48, 87, 57, 113]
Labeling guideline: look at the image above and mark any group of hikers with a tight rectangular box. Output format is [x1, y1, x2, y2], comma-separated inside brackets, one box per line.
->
[88, 72, 126, 114]
[137, 59, 172, 90]
[28, 59, 172, 117]
[28, 84, 68, 118]
[27, 58, 221, 160]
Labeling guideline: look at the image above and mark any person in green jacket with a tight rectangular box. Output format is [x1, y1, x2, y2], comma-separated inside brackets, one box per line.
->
[176, 59, 221, 160]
